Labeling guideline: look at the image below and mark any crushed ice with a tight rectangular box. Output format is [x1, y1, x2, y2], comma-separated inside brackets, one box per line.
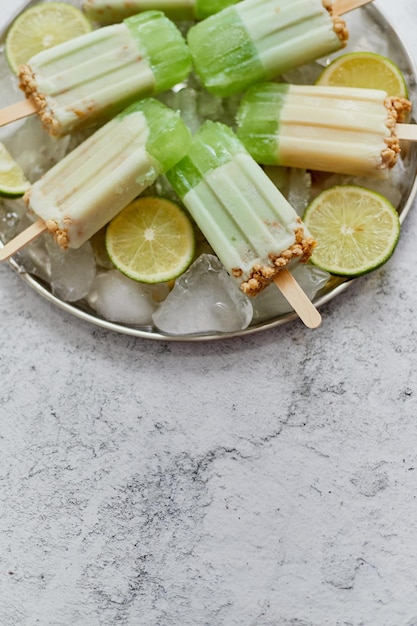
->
[47, 240, 96, 302]
[87, 270, 169, 325]
[152, 254, 253, 335]
[4, 116, 72, 182]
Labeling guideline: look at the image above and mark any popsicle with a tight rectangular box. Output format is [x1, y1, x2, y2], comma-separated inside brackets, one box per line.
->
[187, 0, 372, 97]
[0, 99, 191, 257]
[82, 0, 240, 24]
[236, 83, 412, 177]
[0, 11, 191, 137]
[166, 120, 320, 327]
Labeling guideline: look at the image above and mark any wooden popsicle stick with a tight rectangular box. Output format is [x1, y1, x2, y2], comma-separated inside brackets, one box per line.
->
[0, 218, 47, 262]
[396, 123, 417, 141]
[274, 269, 322, 329]
[0, 99, 37, 128]
[332, 0, 374, 16]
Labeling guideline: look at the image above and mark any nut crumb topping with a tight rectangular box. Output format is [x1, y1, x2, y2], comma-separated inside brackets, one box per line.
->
[240, 219, 317, 297]
[323, 0, 349, 46]
[23, 189, 71, 248]
[18, 64, 61, 136]
[45, 219, 71, 248]
[381, 96, 412, 169]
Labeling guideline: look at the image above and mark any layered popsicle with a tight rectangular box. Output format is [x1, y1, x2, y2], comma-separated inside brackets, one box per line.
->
[23, 98, 191, 250]
[236, 83, 412, 177]
[82, 0, 240, 24]
[187, 0, 348, 97]
[18, 11, 191, 137]
[166, 120, 316, 296]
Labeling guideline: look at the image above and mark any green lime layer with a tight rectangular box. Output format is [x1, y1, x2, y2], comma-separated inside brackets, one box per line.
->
[119, 99, 192, 172]
[166, 121, 246, 199]
[187, 8, 265, 97]
[236, 82, 290, 164]
[125, 11, 191, 93]
[194, 0, 241, 19]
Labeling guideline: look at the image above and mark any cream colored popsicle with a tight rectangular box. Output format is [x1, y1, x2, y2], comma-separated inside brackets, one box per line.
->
[187, 0, 349, 97]
[15, 11, 191, 137]
[166, 121, 316, 297]
[0, 99, 191, 259]
[236, 83, 412, 176]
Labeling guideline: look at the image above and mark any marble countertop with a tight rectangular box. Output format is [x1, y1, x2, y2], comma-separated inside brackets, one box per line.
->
[1, 1, 417, 624]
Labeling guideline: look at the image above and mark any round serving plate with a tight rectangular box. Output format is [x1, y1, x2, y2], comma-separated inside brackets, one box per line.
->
[1, 1, 417, 341]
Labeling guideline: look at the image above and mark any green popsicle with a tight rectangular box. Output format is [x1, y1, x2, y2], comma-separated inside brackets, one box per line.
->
[167, 121, 316, 296]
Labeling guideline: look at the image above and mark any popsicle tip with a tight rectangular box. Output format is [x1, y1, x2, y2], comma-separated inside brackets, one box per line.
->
[302, 308, 322, 329]
[273, 269, 322, 329]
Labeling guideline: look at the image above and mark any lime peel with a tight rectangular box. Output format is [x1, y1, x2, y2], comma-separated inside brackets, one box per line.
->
[303, 185, 400, 277]
[0, 142, 30, 198]
[105, 197, 195, 283]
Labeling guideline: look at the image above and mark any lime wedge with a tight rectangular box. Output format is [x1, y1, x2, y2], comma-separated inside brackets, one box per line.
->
[105, 197, 195, 283]
[5, 2, 92, 74]
[303, 185, 400, 277]
[0, 142, 30, 198]
[316, 51, 408, 98]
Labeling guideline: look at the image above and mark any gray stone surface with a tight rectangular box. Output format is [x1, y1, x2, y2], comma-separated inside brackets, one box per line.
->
[1, 1, 417, 624]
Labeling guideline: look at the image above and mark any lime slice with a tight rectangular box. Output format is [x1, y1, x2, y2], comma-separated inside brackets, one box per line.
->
[316, 52, 408, 98]
[0, 142, 30, 198]
[5, 2, 92, 74]
[303, 185, 400, 277]
[105, 197, 195, 283]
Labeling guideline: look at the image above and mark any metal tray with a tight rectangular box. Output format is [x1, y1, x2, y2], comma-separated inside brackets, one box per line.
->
[1, 1, 417, 341]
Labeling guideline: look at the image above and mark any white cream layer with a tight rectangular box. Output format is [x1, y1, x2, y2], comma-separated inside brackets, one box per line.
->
[237, 0, 342, 76]
[30, 23, 155, 134]
[276, 85, 391, 176]
[29, 111, 160, 248]
[184, 153, 300, 282]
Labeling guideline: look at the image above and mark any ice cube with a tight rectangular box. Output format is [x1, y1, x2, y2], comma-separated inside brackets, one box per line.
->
[151, 174, 182, 203]
[15, 233, 51, 282]
[152, 254, 253, 335]
[286, 168, 312, 216]
[282, 61, 324, 85]
[264, 167, 312, 217]
[3, 116, 71, 182]
[343, 11, 390, 58]
[252, 264, 330, 322]
[0, 56, 28, 142]
[0, 198, 27, 242]
[197, 90, 225, 122]
[0, 55, 21, 109]
[47, 240, 96, 302]
[87, 270, 168, 325]
[311, 170, 403, 209]
[161, 86, 201, 134]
